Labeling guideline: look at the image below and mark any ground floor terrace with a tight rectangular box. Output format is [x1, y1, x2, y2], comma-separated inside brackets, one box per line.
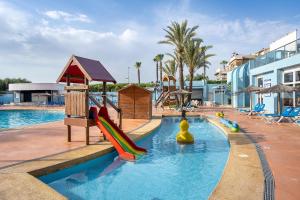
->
[0, 106, 299, 199]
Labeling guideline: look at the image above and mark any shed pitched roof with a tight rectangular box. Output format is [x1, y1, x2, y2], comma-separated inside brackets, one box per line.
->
[57, 55, 116, 83]
[118, 84, 151, 94]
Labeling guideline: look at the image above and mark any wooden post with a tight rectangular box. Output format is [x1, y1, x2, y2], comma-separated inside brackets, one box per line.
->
[102, 82, 107, 107]
[278, 92, 281, 114]
[66, 75, 71, 142]
[84, 78, 89, 145]
[119, 109, 122, 129]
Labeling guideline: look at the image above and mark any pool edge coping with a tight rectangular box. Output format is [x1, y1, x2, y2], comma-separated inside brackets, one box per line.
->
[207, 117, 265, 200]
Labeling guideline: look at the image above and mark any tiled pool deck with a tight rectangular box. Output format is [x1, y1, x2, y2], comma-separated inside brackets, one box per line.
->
[0, 106, 299, 199]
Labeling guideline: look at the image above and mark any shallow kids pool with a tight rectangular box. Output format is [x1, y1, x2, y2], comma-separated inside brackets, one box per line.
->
[40, 117, 230, 200]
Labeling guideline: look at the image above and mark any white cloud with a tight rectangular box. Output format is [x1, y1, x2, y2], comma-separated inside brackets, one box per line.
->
[0, 1, 299, 83]
[44, 10, 91, 23]
[119, 29, 138, 42]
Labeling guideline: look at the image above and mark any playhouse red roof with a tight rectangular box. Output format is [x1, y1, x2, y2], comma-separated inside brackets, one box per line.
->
[57, 55, 116, 84]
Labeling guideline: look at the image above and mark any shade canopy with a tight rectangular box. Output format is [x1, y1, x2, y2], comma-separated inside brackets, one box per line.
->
[236, 85, 262, 94]
[259, 84, 295, 94]
[57, 55, 116, 84]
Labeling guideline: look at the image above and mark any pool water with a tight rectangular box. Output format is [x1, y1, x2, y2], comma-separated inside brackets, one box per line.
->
[0, 110, 65, 129]
[40, 117, 230, 200]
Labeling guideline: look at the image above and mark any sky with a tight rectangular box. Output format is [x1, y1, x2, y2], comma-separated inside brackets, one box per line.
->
[0, 0, 300, 83]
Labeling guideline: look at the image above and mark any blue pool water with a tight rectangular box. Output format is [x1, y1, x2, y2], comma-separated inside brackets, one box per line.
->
[40, 117, 230, 200]
[0, 110, 65, 129]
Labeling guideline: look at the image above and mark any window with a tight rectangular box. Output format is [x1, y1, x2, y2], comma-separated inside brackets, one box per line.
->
[296, 83, 300, 107]
[284, 72, 293, 83]
[282, 68, 300, 107]
[296, 71, 300, 82]
[257, 77, 263, 87]
[256, 77, 264, 103]
[283, 85, 294, 106]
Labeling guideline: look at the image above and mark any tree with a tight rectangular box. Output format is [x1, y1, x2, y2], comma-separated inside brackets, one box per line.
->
[159, 20, 199, 91]
[163, 59, 177, 77]
[220, 60, 228, 70]
[200, 45, 214, 81]
[134, 62, 142, 84]
[155, 54, 164, 83]
[0, 78, 31, 91]
[153, 56, 159, 83]
[184, 39, 214, 101]
[185, 73, 208, 81]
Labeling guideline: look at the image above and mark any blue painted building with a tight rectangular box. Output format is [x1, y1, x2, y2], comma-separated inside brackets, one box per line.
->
[174, 80, 230, 105]
[228, 31, 300, 113]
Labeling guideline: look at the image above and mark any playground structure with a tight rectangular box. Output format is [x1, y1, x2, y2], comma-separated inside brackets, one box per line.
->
[56, 55, 146, 160]
[57, 55, 119, 145]
[155, 75, 177, 108]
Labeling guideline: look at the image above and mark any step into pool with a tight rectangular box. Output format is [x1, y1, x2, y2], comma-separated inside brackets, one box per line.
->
[40, 117, 230, 200]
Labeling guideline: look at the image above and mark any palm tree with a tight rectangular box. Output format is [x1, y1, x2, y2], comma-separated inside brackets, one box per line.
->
[159, 20, 199, 90]
[155, 54, 164, 83]
[184, 39, 214, 101]
[134, 62, 142, 84]
[153, 56, 159, 83]
[163, 59, 177, 77]
[220, 60, 228, 70]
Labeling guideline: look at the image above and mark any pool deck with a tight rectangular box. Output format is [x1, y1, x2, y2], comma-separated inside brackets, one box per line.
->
[0, 106, 299, 199]
[218, 109, 300, 200]
[0, 119, 149, 168]
[0, 106, 161, 200]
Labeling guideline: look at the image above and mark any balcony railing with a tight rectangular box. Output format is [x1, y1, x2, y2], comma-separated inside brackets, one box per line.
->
[250, 38, 300, 69]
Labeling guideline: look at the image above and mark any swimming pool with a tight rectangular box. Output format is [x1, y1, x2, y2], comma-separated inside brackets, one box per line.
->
[0, 110, 65, 129]
[40, 117, 230, 200]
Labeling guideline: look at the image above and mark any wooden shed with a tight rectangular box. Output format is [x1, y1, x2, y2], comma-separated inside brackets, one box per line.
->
[118, 84, 152, 119]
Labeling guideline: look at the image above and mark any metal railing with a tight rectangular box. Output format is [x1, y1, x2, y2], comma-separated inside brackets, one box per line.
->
[250, 38, 300, 69]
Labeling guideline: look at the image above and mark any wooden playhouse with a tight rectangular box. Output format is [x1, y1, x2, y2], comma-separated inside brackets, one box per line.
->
[118, 84, 152, 119]
[57, 55, 120, 145]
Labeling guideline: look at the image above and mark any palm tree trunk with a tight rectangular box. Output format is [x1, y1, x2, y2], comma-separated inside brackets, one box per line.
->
[138, 69, 140, 84]
[179, 58, 184, 89]
[160, 61, 163, 83]
[188, 71, 193, 102]
[179, 57, 184, 106]
[156, 62, 159, 83]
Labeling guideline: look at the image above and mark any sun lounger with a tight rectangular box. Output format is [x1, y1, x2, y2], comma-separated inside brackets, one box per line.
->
[245, 103, 265, 115]
[260, 106, 293, 122]
[260, 106, 293, 118]
[277, 107, 300, 123]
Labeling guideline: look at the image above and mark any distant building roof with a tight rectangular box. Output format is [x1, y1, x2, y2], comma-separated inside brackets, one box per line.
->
[228, 54, 255, 64]
[9, 83, 64, 91]
[57, 55, 116, 84]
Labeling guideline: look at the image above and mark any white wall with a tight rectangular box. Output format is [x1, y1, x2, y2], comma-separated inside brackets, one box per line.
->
[269, 30, 298, 51]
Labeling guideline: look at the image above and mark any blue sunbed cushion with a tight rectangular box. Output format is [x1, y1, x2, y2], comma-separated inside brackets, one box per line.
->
[288, 107, 300, 117]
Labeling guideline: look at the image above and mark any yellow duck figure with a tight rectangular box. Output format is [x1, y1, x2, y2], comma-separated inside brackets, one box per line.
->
[176, 119, 194, 144]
